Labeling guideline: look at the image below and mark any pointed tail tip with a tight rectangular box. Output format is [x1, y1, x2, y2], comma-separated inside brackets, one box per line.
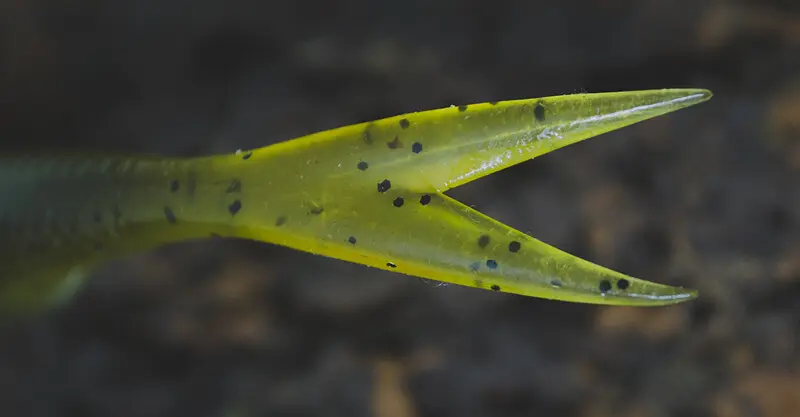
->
[698, 88, 713, 100]
[601, 87, 713, 127]
[669, 286, 700, 303]
[682, 87, 713, 102]
[636, 285, 700, 307]
[595, 277, 699, 307]
[664, 88, 713, 108]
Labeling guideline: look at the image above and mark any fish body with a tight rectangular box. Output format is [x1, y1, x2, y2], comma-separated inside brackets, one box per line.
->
[0, 89, 712, 315]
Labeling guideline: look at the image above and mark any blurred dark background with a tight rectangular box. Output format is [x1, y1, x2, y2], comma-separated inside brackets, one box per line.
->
[1, 0, 798, 416]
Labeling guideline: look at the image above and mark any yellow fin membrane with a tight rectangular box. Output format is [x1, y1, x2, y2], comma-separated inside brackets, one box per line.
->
[216, 88, 711, 306]
[0, 89, 711, 314]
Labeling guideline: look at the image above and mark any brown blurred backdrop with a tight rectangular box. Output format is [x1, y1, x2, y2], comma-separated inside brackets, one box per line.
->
[0, 0, 798, 416]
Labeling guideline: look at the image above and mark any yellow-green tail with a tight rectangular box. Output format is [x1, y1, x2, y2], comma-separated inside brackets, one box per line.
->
[0, 88, 712, 316]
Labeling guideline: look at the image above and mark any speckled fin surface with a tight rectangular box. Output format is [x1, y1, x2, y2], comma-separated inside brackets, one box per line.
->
[0, 89, 711, 315]
[221, 89, 712, 306]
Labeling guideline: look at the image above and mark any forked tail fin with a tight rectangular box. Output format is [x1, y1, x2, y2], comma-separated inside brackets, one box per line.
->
[222, 89, 711, 306]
